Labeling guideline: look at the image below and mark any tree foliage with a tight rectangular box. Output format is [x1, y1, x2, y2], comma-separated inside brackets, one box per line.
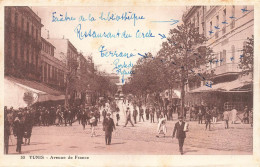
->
[123, 23, 214, 114]
[239, 35, 254, 75]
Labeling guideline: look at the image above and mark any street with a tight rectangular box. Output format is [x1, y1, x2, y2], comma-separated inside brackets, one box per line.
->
[7, 100, 252, 155]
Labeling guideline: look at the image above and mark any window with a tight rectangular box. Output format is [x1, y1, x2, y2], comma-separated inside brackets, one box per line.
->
[21, 17, 24, 31]
[20, 43, 24, 61]
[14, 42, 17, 60]
[222, 9, 226, 34]
[27, 22, 29, 35]
[32, 25, 34, 38]
[231, 45, 235, 63]
[223, 49, 226, 65]
[231, 6, 235, 29]
[36, 29, 38, 40]
[215, 15, 219, 39]
[220, 52, 223, 66]
[15, 12, 18, 28]
[31, 49, 34, 65]
[210, 21, 213, 35]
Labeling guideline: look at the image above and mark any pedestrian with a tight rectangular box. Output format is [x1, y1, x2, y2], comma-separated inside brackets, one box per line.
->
[243, 106, 249, 124]
[145, 108, 149, 120]
[163, 107, 168, 120]
[156, 107, 160, 123]
[89, 111, 97, 137]
[198, 107, 203, 124]
[156, 114, 167, 137]
[212, 106, 218, 124]
[124, 107, 134, 127]
[172, 116, 186, 155]
[223, 110, 229, 129]
[116, 111, 120, 126]
[103, 113, 116, 145]
[24, 110, 33, 145]
[139, 107, 145, 122]
[4, 108, 10, 154]
[81, 110, 87, 130]
[249, 108, 253, 127]
[231, 107, 238, 124]
[77, 108, 81, 125]
[67, 110, 73, 126]
[133, 107, 138, 124]
[102, 108, 107, 121]
[150, 107, 155, 123]
[205, 107, 211, 131]
[13, 113, 25, 154]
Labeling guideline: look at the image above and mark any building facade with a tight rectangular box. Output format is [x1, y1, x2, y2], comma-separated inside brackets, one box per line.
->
[41, 37, 67, 91]
[5, 6, 43, 81]
[183, 5, 254, 110]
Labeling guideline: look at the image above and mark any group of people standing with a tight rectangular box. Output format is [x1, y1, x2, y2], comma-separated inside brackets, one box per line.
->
[4, 106, 33, 154]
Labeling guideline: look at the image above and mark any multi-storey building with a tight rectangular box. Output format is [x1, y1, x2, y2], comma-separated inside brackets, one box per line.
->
[5, 6, 43, 81]
[183, 6, 254, 110]
[46, 38, 78, 69]
[41, 37, 67, 91]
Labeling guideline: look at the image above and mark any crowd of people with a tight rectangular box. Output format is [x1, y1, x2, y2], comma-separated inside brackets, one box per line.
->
[3, 98, 121, 154]
[4, 97, 253, 155]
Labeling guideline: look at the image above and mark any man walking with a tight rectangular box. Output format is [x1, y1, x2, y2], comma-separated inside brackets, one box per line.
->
[124, 107, 134, 127]
[103, 113, 116, 145]
[172, 116, 186, 155]
[223, 110, 229, 129]
[133, 107, 138, 124]
[139, 107, 145, 122]
[13, 113, 25, 154]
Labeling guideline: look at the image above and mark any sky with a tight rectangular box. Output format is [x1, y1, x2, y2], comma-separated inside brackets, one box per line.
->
[32, 6, 186, 81]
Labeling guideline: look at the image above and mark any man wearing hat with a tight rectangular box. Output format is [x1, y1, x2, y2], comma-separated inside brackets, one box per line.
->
[102, 113, 116, 145]
[172, 116, 186, 155]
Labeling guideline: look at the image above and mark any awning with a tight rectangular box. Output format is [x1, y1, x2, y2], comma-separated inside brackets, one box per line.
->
[189, 77, 252, 93]
[5, 76, 65, 109]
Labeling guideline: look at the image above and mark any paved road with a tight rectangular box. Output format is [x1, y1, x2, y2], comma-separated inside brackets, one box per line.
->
[7, 100, 253, 155]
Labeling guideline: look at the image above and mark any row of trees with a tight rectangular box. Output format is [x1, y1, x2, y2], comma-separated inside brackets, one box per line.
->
[65, 56, 117, 108]
[123, 21, 254, 115]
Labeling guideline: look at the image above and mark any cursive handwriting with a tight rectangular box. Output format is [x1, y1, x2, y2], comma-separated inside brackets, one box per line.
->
[52, 12, 76, 22]
[99, 45, 135, 58]
[99, 11, 145, 26]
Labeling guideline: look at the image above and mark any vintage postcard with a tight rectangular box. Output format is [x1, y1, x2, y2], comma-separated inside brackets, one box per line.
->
[0, 0, 259, 166]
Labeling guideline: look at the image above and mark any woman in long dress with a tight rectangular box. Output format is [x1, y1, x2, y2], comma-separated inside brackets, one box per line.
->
[156, 114, 167, 137]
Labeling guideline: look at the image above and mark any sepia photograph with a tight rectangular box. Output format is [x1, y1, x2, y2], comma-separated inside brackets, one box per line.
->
[1, 2, 259, 166]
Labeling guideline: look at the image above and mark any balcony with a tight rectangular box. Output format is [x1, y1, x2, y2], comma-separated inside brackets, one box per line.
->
[211, 63, 241, 76]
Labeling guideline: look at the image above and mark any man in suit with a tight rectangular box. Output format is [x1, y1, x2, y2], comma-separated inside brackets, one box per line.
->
[13, 113, 25, 154]
[103, 113, 116, 145]
[172, 116, 186, 155]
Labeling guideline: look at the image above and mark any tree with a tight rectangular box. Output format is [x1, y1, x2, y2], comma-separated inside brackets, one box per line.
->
[164, 23, 214, 115]
[239, 35, 254, 75]
[65, 56, 79, 108]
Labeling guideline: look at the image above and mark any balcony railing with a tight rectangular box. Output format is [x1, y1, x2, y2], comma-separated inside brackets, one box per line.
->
[211, 63, 241, 75]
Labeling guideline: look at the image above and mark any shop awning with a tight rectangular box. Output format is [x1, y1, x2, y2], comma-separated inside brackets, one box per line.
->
[4, 76, 65, 109]
[189, 77, 252, 93]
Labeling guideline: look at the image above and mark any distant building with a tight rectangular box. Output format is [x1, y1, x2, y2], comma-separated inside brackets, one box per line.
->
[46, 38, 78, 69]
[183, 6, 254, 110]
[4, 6, 43, 81]
[41, 37, 67, 91]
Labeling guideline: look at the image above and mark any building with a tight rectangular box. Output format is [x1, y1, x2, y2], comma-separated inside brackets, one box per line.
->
[183, 5, 254, 111]
[41, 37, 67, 91]
[4, 7, 66, 109]
[46, 38, 78, 68]
[4, 6, 43, 81]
